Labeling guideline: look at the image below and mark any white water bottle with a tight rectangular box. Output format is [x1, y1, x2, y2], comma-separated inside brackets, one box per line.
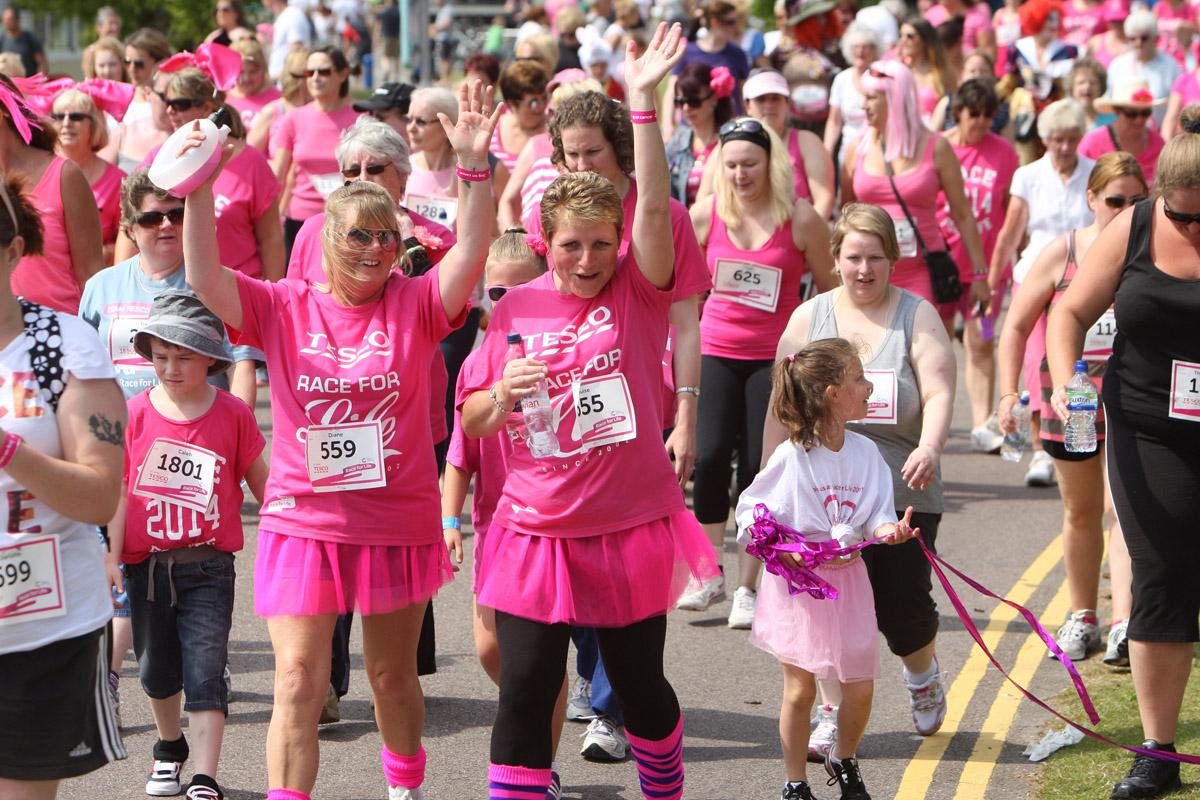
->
[1064, 360, 1098, 453]
[1001, 392, 1031, 462]
[506, 333, 559, 459]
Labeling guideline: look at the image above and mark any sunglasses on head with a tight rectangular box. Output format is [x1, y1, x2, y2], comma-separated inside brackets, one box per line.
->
[135, 207, 185, 227]
[719, 117, 766, 137]
[344, 228, 400, 250]
[1163, 199, 1200, 225]
[305, 67, 335, 77]
[165, 97, 200, 112]
[486, 285, 509, 302]
[49, 111, 89, 123]
[125, 57, 146, 69]
[1104, 194, 1147, 209]
[1118, 107, 1152, 119]
[341, 162, 391, 178]
[674, 93, 711, 108]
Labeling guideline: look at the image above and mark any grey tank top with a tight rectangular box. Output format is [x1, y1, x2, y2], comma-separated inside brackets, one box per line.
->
[808, 289, 943, 514]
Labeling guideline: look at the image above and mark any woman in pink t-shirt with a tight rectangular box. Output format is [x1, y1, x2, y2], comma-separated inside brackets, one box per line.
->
[1163, 59, 1200, 137]
[181, 82, 501, 800]
[271, 46, 361, 261]
[226, 38, 282, 131]
[460, 24, 717, 799]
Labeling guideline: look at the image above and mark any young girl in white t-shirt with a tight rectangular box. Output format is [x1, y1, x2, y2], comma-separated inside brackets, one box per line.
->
[735, 337, 917, 800]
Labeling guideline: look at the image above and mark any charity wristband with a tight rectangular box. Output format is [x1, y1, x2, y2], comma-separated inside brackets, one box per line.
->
[675, 386, 700, 397]
[456, 164, 491, 182]
[442, 516, 461, 530]
[0, 432, 22, 469]
[489, 384, 511, 414]
[630, 109, 658, 124]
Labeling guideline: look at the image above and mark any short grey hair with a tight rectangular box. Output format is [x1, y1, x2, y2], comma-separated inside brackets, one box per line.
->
[410, 86, 458, 126]
[1038, 98, 1087, 140]
[96, 5, 119, 23]
[1125, 10, 1158, 39]
[841, 22, 884, 63]
[336, 116, 412, 176]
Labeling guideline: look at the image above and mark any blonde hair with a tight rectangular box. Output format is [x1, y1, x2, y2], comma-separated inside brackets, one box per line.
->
[1155, 104, 1200, 195]
[166, 67, 246, 139]
[540, 172, 623, 247]
[713, 121, 793, 231]
[0, 53, 24, 78]
[84, 36, 126, 80]
[486, 226, 548, 279]
[516, 33, 560, 76]
[281, 48, 310, 105]
[772, 338, 861, 449]
[831, 203, 901, 263]
[551, 77, 603, 108]
[1087, 150, 1147, 196]
[320, 182, 400, 299]
[52, 89, 108, 151]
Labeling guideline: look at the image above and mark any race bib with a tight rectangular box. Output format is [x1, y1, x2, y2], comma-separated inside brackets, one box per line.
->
[406, 193, 459, 226]
[572, 374, 637, 449]
[108, 314, 150, 367]
[305, 421, 387, 492]
[310, 172, 345, 199]
[133, 438, 219, 514]
[0, 537, 66, 625]
[893, 219, 918, 259]
[713, 259, 783, 313]
[862, 369, 898, 424]
[1169, 359, 1200, 422]
[1082, 308, 1117, 362]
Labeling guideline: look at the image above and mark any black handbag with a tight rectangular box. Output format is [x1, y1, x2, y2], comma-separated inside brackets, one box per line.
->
[883, 158, 964, 304]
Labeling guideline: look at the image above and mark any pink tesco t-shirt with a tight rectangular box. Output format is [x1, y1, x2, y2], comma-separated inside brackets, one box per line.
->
[1078, 124, 1164, 185]
[121, 389, 265, 564]
[447, 349, 509, 536]
[228, 268, 465, 545]
[1062, 0, 1107, 48]
[276, 104, 362, 219]
[460, 258, 685, 537]
[937, 132, 1019, 281]
[229, 86, 283, 130]
[1172, 70, 1200, 108]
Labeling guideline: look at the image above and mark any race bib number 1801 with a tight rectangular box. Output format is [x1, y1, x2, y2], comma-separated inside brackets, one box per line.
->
[133, 438, 219, 514]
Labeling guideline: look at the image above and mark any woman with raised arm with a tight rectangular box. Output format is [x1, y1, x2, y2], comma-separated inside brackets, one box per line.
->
[460, 24, 717, 800]
[180, 80, 500, 800]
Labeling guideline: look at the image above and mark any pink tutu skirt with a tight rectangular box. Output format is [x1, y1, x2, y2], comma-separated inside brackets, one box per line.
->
[254, 529, 453, 617]
[471, 526, 487, 595]
[476, 510, 719, 626]
[750, 558, 879, 683]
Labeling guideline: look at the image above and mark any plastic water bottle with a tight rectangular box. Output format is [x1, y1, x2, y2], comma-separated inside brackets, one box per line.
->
[1065, 360, 1098, 453]
[1001, 392, 1031, 462]
[506, 333, 559, 458]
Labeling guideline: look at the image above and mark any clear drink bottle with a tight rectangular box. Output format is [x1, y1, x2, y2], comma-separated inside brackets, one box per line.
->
[1064, 360, 1098, 453]
[1001, 391, 1031, 462]
[506, 333, 559, 458]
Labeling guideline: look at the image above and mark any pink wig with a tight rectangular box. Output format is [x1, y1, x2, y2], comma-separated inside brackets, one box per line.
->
[859, 60, 924, 162]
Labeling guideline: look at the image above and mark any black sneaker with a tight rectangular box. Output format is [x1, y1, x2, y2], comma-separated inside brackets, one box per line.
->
[824, 752, 872, 800]
[185, 773, 223, 800]
[782, 780, 820, 800]
[1111, 745, 1182, 799]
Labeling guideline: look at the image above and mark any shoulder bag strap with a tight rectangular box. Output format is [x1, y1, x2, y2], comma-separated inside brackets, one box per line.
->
[882, 152, 934, 259]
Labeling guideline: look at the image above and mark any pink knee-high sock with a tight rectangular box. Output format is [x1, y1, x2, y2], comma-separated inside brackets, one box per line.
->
[626, 716, 685, 800]
[266, 790, 311, 800]
[382, 745, 427, 789]
[488, 763, 552, 799]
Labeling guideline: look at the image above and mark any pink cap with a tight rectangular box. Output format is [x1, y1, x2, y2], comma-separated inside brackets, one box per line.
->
[742, 70, 789, 101]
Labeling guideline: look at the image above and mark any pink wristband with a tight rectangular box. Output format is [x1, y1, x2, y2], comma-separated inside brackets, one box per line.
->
[456, 164, 491, 182]
[630, 109, 658, 124]
[0, 433, 22, 469]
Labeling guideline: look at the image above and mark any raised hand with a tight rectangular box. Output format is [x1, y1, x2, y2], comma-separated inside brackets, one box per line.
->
[624, 22, 687, 97]
[439, 79, 502, 168]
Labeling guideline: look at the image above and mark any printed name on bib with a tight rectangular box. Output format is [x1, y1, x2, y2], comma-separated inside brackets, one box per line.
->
[133, 438, 219, 514]
[861, 369, 898, 424]
[712, 259, 783, 313]
[1169, 359, 1200, 422]
[0, 537, 65, 625]
[305, 420, 387, 492]
[893, 219, 918, 259]
[1082, 308, 1117, 362]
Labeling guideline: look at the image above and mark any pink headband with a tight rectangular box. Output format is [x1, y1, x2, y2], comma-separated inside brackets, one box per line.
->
[157, 42, 242, 93]
[15, 75, 136, 122]
[0, 80, 41, 145]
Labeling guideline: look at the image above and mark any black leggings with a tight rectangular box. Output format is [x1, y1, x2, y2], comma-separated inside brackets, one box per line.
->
[491, 613, 679, 767]
[692, 355, 774, 524]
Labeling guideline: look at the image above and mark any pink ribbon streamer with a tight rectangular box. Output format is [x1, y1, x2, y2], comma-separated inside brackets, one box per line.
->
[745, 504, 1200, 766]
[158, 42, 243, 93]
[0, 78, 41, 144]
[14, 75, 135, 122]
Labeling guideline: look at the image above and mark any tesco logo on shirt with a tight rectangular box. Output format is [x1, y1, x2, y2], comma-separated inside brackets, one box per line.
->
[300, 330, 394, 368]
[521, 307, 615, 359]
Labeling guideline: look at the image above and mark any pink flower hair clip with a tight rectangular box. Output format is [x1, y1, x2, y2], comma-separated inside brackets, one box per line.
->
[412, 226, 444, 250]
[526, 230, 548, 256]
[709, 66, 736, 99]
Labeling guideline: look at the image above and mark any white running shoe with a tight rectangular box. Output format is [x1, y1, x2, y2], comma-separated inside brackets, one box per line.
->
[580, 716, 630, 762]
[388, 786, 426, 800]
[1024, 451, 1057, 487]
[1104, 620, 1130, 667]
[145, 760, 184, 796]
[566, 676, 595, 722]
[906, 664, 948, 736]
[1049, 610, 1102, 662]
[726, 586, 756, 629]
[807, 704, 838, 763]
[675, 574, 726, 611]
[970, 418, 1004, 454]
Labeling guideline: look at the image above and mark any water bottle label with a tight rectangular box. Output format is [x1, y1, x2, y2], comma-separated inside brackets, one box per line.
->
[1066, 401, 1098, 411]
[571, 374, 637, 448]
[1169, 359, 1200, 422]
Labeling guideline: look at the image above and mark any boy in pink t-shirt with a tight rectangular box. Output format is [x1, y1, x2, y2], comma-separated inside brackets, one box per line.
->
[104, 292, 267, 800]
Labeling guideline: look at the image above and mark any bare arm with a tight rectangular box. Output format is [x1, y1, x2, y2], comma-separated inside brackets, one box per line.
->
[230, 359, 257, 409]
[760, 300, 817, 466]
[989, 194, 1029, 292]
[824, 105, 844, 159]
[103, 492, 127, 603]
[793, 199, 837, 294]
[441, 462, 470, 568]
[840, 137, 860, 205]
[903, 299, 957, 491]
[247, 103, 276, 152]
[664, 295, 700, 484]
[930, 96, 948, 134]
[461, 357, 550, 438]
[797, 130, 835, 220]
[1164, 90, 1183, 140]
[253, 194, 286, 281]
[497, 138, 538, 230]
[183, 148, 244, 329]
[688, 192, 713, 247]
[60, 160, 106, 287]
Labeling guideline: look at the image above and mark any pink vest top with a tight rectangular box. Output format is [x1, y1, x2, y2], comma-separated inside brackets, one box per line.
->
[11, 157, 82, 313]
[852, 133, 946, 255]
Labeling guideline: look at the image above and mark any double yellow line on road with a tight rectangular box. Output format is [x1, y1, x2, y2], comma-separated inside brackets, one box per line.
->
[895, 534, 1066, 799]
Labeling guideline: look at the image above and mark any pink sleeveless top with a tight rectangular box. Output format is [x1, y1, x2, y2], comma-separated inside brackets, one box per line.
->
[11, 157, 83, 313]
[700, 198, 807, 361]
[519, 134, 558, 231]
[786, 129, 812, 203]
[489, 110, 522, 173]
[917, 82, 940, 126]
[92, 160, 126, 248]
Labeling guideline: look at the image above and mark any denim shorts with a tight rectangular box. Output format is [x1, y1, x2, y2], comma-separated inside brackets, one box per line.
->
[125, 551, 236, 713]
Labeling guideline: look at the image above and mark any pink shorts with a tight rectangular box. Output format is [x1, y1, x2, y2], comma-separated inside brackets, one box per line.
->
[476, 510, 720, 627]
[254, 529, 453, 617]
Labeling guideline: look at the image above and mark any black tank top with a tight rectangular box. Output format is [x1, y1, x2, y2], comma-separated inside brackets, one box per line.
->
[1103, 198, 1200, 426]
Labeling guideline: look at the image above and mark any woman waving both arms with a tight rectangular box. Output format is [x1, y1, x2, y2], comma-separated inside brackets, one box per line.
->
[179, 81, 500, 800]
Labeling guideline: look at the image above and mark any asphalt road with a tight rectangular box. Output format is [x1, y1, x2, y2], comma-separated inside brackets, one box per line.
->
[61, 346, 1115, 800]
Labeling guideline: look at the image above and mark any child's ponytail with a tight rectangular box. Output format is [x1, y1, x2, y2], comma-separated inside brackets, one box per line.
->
[772, 338, 860, 449]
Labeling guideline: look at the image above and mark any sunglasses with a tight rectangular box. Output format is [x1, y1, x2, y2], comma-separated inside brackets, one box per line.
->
[125, 57, 146, 69]
[718, 15, 738, 25]
[1104, 194, 1147, 209]
[165, 97, 200, 112]
[341, 162, 391, 178]
[49, 111, 90, 123]
[305, 67, 335, 77]
[344, 228, 400, 250]
[486, 285, 509, 302]
[135, 207, 185, 227]
[1118, 107, 1152, 119]
[719, 117, 766, 137]
[1163, 199, 1200, 225]
[289, 71, 307, 80]
[674, 94, 712, 109]
[216, 4, 235, 11]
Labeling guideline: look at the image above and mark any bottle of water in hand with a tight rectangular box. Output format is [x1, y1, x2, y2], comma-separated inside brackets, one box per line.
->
[506, 333, 560, 459]
[1001, 391, 1031, 462]
[1065, 360, 1098, 453]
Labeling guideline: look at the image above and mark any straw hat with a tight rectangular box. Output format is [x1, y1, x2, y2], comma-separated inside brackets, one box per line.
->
[1095, 77, 1165, 112]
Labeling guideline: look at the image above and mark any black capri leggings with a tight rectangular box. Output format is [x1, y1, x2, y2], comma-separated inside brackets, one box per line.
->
[692, 355, 774, 524]
[862, 511, 941, 657]
[491, 612, 679, 767]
